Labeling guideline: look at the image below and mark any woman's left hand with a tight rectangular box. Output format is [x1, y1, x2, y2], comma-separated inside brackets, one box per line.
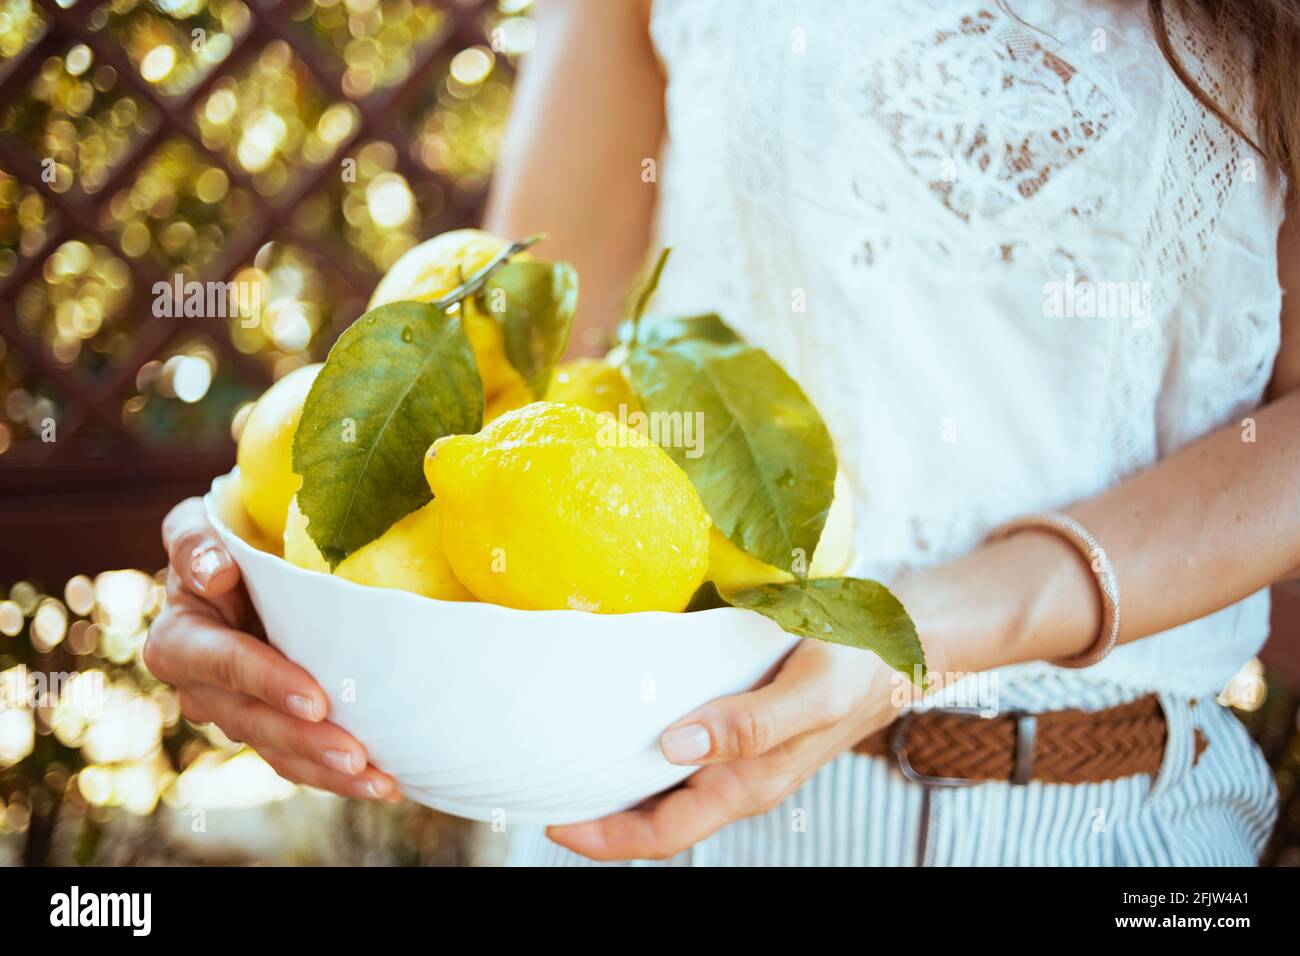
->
[547, 638, 906, 861]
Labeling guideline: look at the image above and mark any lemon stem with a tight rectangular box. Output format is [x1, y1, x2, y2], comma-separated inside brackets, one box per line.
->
[432, 233, 547, 312]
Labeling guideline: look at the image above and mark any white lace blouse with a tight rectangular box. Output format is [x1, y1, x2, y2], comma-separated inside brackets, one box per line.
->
[648, 0, 1287, 698]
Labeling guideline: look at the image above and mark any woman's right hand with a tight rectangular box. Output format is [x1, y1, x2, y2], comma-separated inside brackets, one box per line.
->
[145, 498, 399, 802]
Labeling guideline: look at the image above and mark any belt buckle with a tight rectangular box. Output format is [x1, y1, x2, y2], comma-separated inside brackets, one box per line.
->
[889, 706, 1039, 788]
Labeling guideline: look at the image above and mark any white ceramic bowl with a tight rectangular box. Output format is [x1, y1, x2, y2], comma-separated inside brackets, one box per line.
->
[204, 471, 799, 826]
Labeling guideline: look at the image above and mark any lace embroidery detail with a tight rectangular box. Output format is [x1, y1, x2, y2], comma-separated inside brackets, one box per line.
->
[1106, 5, 1248, 480]
[863, 9, 1118, 223]
[1138, 9, 1242, 301]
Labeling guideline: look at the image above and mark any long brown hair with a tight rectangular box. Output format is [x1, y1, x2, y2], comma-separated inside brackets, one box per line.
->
[1149, 0, 1299, 209]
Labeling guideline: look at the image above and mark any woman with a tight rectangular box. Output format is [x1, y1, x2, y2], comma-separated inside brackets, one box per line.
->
[146, 0, 1300, 865]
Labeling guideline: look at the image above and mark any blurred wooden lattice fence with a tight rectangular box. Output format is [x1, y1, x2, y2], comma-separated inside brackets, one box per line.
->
[0, 0, 512, 581]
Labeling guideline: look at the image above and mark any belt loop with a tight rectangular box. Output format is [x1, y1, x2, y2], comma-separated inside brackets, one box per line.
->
[1009, 711, 1038, 785]
[1149, 691, 1196, 799]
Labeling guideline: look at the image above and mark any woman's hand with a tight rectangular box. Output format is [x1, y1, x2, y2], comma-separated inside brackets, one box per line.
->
[542, 536, 1078, 863]
[546, 638, 905, 861]
[144, 498, 399, 802]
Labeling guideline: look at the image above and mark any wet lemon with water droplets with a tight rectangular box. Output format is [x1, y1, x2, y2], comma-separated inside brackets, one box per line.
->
[424, 402, 709, 613]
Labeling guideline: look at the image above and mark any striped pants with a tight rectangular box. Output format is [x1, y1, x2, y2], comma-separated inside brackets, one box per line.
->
[504, 676, 1276, 866]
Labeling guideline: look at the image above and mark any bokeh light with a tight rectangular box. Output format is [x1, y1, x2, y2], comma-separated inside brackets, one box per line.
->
[0, 0, 529, 466]
[0, 43, 159, 194]
[195, 40, 347, 196]
[223, 239, 359, 365]
[408, 44, 512, 193]
[106, 0, 251, 98]
[0, 334, 65, 453]
[124, 338, 260, 447]
[105, 137, 251, 270]
[0, 165, 56, 279]
[295, 0, 448, 99]
[15, 239, 133, 377]
[0, 0, 46, 64]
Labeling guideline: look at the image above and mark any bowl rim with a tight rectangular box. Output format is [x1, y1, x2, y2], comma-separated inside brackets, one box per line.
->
[204, 468, 747, 626]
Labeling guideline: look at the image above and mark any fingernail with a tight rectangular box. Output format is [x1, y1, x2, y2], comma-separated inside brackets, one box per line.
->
[661, 724, 711, 764]
[353, 778, 390, 800]
[322, 750, 360, 774]
[286, 694, 319, 721]
[190, 547, 228, 593]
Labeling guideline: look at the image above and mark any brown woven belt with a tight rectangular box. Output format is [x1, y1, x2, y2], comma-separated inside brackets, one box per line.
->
[852, 694, 1208, 786]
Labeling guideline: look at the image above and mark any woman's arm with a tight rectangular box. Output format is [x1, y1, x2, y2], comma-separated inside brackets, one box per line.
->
[917, 212, 1300, 680]
[550, 214, 1300, 862]
[484, 0, 663, 354]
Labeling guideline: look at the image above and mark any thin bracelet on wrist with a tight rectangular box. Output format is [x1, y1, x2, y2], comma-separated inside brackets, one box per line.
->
[984, 512, 1121, 669]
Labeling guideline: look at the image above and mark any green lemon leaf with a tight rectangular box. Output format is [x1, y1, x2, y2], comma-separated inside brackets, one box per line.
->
[292, 301, 483, 568]
[615, 249, 739, 350]
[628, 248, 672, 341]
[637, 313, 742, 348]
[724, 578, 926, 683]
[480, 260, 578, 395]
[685, 580, 731, 612]
[626, 338, 836, 576]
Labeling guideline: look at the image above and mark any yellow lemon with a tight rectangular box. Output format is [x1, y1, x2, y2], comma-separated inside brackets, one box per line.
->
[283, 496, 472, 601]
[706, 472, 855, 590]
[462, 305, 527, 400]
[236, 363, 322, 543]
[544, 357, 642, 419]
[424, 401, 709, 613]
[484, 379, 534, 425]
[368, 229, 527, 399]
